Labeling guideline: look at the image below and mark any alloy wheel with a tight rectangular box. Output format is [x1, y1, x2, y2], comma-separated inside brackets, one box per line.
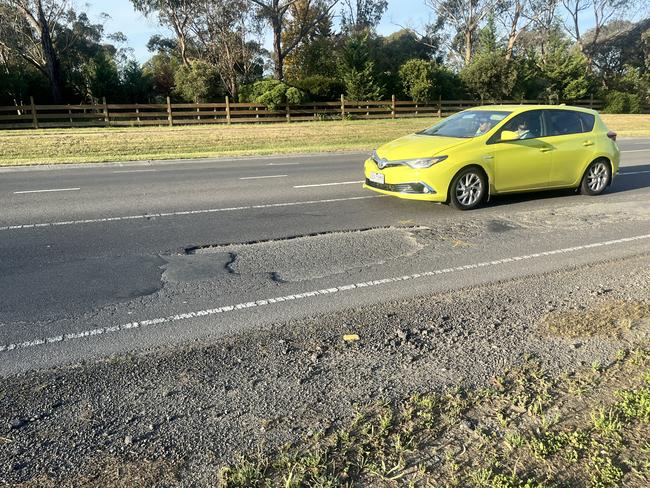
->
[455, 173, 483, 207]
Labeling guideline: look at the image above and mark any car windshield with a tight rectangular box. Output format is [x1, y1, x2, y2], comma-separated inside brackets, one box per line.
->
[420, 110, 511, 138]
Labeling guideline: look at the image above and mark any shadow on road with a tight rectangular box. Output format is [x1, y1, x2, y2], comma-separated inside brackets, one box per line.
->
[482, 163, 650, 208]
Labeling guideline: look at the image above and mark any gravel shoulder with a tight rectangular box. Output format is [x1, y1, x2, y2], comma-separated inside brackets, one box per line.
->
[1, 252, 649, 486]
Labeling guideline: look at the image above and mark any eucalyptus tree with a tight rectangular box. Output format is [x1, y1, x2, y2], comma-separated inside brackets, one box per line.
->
[424, 0, 505, 65]
[561, 0, 636, 64]
[191, 0, 264, 98]
[250, 0, 339, 80]
[340, 0, 388, 33]
[0, 0, 69, 102]
[131, 0, 195, 66]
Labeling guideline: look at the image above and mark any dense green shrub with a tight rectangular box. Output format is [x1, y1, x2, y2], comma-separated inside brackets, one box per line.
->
[460, 52, 518, 101]
[603, 91, 641, 113]
[290, 75, 345, 101]
[173, 60, 221, 103]
[239, 79, 307, 110]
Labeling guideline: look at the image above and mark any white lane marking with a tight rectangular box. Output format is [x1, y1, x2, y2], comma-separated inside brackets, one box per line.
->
[267, 162, 301, 166]
[13, 188, 80, 194]
[619, 170, 650, 175]
[240, 174, 288, 180]
[2, 233, 649, 354]
[294, 180, 364, 188]
[0, 195, 385, 232]
[622, 149, 650, 153]
[112, 169, 157, 173]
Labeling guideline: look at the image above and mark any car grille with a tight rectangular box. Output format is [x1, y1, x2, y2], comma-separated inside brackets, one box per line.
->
[365, 179, 433, 194]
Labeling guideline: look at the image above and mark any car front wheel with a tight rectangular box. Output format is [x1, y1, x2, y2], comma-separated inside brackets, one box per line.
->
[449, 168, 487, 210]
[580, 159, 611, 196]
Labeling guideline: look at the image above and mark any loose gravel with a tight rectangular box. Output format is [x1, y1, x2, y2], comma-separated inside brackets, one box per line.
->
[1, 253, 649, 486]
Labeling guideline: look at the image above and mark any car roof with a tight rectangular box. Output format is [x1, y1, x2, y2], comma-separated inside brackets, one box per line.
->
[467, 104, 598, 115]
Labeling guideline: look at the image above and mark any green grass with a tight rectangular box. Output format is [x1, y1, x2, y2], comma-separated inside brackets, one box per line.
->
[0, 114, 649, 166]
[218, 344, 650, 487]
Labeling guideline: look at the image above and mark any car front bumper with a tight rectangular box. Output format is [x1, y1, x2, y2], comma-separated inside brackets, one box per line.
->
[363, 158, 447, 201]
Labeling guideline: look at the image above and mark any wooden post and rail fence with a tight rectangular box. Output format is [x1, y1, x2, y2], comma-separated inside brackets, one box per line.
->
[0, 96, 622, 130]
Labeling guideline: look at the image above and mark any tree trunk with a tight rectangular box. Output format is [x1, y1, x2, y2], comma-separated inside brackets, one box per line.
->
[272, 17, 284, 80]
[464, 29, 472, 65]
[505, 3, 522, 61]
[35, 0, 63, 103]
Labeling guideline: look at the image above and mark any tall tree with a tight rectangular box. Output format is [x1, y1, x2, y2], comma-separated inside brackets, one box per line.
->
[0, 0, 68, 102]
[131, 0, 195, 66]
[340, 0, 388, 33]
[192, 0, 263, 98]
[251, 0, 339, 80]
[425, 0, 503, 65]
[561, 0, 634, 64]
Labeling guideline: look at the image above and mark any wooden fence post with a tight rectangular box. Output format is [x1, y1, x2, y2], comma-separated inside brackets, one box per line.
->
[166, 96, 173, 126]
[29, 96, 39, 129]
[102, 97, 109, 127]
[391, 95, 396, 119]
[437, 95, 442, 117]
[286, 103, 291, 123]
[340, 94, 345, 120]
[225, 96, 231, 124]
[589, 93, 594, 109]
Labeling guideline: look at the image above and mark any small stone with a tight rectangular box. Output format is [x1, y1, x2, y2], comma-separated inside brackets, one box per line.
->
[9, 418, 27, 430]
[343, 334, 360, 342]
[124, 435, 133, 445]
[396, 329, 409, 341]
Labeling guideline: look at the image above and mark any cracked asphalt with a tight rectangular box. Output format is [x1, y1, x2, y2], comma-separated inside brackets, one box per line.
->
[0, 138, 649, 484]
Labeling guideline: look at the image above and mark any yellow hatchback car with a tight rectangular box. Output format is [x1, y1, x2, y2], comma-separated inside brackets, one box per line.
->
[364, 105, 620, 209]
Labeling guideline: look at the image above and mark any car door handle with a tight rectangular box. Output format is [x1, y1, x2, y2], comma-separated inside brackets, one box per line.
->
[483, 155, 494, 160]
[539, 148, 553, 153]
[583, 141, 594, 146]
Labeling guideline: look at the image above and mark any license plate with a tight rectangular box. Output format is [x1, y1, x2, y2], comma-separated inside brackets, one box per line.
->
[369, 171, 385, 184]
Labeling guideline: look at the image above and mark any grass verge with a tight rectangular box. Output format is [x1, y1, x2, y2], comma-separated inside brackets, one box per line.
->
[219, 344, 650, 487]
[0, 114, 648, 166]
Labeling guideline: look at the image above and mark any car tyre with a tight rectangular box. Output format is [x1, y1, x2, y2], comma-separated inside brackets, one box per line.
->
[580, 159, 611, 196]
[449, 167, 487, 210]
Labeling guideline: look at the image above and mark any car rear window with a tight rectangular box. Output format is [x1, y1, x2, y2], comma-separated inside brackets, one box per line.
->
[546, 110, 595, 135]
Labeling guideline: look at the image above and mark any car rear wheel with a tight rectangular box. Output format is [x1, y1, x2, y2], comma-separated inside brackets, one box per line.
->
[580, 159, 611, 196]
[449, 168, 487, 210]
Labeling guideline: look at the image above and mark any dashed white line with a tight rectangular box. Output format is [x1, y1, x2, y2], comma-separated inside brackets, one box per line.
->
[294, 180, 364, 188]
[240, 174, 288, 180]
[622, 149, 650, 153]
[0, 195, 385, 232]
[2, 232, 649, 354]
[112, 169, 157, 173]
[267, 162, 301, 166]
[620, 170, 650, 175]
[13, 188, 80, 194]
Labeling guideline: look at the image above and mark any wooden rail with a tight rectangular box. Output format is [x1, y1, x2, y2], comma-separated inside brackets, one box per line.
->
[0, 96, 627, 130]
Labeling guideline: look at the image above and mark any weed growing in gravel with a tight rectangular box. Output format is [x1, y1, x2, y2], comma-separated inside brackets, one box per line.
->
[218, 342, 650, 487]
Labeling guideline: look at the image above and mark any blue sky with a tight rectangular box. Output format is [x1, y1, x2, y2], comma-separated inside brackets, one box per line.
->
[84, 0, 434, 63]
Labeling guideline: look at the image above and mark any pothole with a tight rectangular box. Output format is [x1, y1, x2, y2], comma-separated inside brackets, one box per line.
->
[173, 226, 428, 283]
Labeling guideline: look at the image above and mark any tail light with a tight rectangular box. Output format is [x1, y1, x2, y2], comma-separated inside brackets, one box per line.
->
[607, 130, 617, 141]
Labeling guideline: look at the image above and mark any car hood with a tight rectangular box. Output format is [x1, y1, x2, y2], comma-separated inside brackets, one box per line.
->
[376, 134, 470, 161]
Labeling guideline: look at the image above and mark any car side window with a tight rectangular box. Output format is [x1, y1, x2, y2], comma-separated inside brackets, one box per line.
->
[546, 109, 593, 136]
[489, 110, 544, 143]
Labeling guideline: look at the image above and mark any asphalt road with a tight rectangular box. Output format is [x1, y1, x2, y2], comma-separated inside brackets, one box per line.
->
[1, 139, 650, 375]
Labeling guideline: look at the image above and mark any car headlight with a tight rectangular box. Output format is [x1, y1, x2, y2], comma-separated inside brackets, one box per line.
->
[403, 155, 448, 169]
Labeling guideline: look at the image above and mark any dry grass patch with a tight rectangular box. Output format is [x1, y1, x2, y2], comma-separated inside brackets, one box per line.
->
[0, 114, 648, 166]
[10, 458, 183, 488]
[540, 300, 650, 339]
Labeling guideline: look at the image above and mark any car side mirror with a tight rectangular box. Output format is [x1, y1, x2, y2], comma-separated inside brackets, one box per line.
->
[500, 130, 519, 142]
